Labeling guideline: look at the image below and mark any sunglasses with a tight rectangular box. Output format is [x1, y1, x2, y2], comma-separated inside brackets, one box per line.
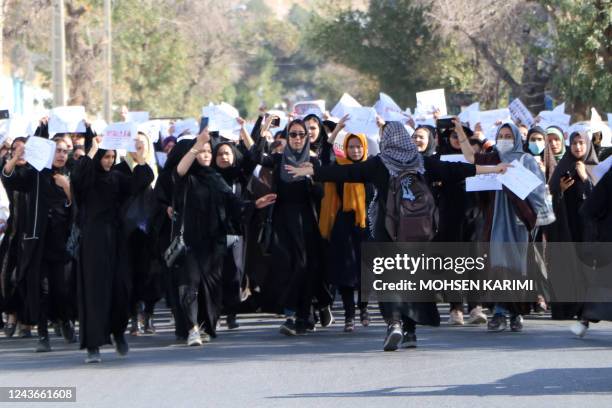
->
[288, 132, 307, 139]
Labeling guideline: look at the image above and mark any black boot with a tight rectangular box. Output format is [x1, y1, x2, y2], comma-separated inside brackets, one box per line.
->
[36, 336, 51, 353]
[226, 314, 239, 330]
[113, 333, 129, 356]
[60, 320, 76, 343]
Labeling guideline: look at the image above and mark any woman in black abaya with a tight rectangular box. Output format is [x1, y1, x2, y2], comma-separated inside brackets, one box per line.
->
[72, 136, 153, 363]
[173, 130, 275, 346]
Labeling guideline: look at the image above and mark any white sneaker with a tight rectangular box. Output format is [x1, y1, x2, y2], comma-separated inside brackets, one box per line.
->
[466, 306, 488, 325]
[570, 321, 588, 338]
[187, 327, 203, 346]
[448, 309, 464, 325]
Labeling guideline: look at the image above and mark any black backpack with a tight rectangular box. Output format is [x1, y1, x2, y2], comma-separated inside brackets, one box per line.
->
[385, 172, 438, 242]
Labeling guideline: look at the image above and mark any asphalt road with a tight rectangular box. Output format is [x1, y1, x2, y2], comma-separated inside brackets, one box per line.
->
[1, 305, 612, 408]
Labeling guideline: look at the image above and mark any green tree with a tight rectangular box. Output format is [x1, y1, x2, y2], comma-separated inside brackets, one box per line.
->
[542, 0, 612, 118]
[306, 0, 474, 109]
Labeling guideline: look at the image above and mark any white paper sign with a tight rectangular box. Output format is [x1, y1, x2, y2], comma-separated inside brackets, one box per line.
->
[537, 103, 571, 132]
[458, 102, 480, 126]
[415, 89, 447, 117]
[592, 156, 612, 183]
[473, 108, 512, 137]
[498, 159, 543, 200]
[330, 93, 361, 119]
[508, 99, 535, 128]
[25, 136, 56, 171]
[203, 103, 241, 134]
[173, 118, 199, 138]
[5, 115, 36, 141]
[126, 111, 150, 124]
[344, 107, 379, 136]
[101, 122, 138, 152]
[465, 174, 503, 192]
[440, 154, 470, 164]
[0, 119, 8, 144]
[155, 151, 168, 168]
[48, 106, 87, 137]
[608, 113, 612, 130]
[293, 100, 325, 119]
[138, 120, 162, 143]
[332, 130, 347, 158]
[374, 93, 407, 122]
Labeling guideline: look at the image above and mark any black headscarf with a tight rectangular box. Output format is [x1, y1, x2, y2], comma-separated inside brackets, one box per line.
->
[437, 126, 473, 155]
[93, 148, 116, 184]
[303, 114, 328, 154]
[415, 125, 438, 157]
[549, 131, 599, 195]
[212, 141, 244, 186]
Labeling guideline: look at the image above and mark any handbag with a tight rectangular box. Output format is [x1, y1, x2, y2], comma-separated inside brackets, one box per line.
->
[164, 186, 188, 268]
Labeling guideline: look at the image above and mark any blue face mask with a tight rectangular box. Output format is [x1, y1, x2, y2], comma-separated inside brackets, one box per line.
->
[528, 141, 545, 155]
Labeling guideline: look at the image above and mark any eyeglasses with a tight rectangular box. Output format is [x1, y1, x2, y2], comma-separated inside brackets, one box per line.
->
[288, 132, 307, 139]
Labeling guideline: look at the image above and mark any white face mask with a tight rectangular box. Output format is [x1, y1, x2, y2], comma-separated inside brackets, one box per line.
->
[496, 139, 514, 154]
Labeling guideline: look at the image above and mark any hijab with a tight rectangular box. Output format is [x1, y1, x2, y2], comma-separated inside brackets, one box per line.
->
[319, 133, 368, 239]
[303, 114, 328, 154]
[379, 121, 424, 176]
[212, 141, 244, 186]
[496, 123, 529, 163]
[546, 126, 566, 162]
[549, 131, 600, 195]
[415, 125, 437, 157]
[124, 132, 158, 186]
[280, 120, 311, 183]
[525, 125, 558, 181]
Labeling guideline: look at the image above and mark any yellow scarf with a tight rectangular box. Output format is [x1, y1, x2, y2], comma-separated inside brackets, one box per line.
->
[319, 133, 368, 239]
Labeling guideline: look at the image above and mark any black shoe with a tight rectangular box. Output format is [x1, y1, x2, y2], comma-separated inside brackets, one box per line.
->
[360, 309, 370, 327]
[114, 333, 129, 356]
[226, 315, 239, 330]
[85, 347, 101, 364]
[510, 315, 524, 332]
[295, 319, 308, 335]
[383, 323, 403, 351]
[279, 319, 297, 336]
[400, 332, 417, 348]
[53, 322, 62, 337]
[60, 321, 76, 343]
[143, 313, 156, 334]
[36, 336, 51, 353]
[487, 314, 507, 332]
[4, 323, 16, 338]
[319, 306, 335, 327]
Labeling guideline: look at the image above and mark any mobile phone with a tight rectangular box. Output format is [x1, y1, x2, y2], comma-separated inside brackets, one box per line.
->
[0, 110, 9, 120]
[564, 170, 574, 179]
[271, 117, 281, 128]
[199, 117, 209, 133]
[436, 117, 454, 130]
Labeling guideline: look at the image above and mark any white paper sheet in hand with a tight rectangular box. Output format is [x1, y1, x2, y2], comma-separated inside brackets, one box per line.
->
[48, 106, 87, 137]
[204, 103, 241, 134]
[374, 93, 407, 122]
[439, 154, 469, 164]
[344, 107, 379, 136]
[465, 173, 502, 192]
[508, 98, 534, 128]
[155, 151, 168, 168]
[101, 122, 138, 152]
[331, 93, 361, 119]
[25, 136, 56, 171]
[592, 156, 612, 183]
[415, 89, 447, 116]
[608, 113, 612, 130]
[497, 159, 543, 200]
